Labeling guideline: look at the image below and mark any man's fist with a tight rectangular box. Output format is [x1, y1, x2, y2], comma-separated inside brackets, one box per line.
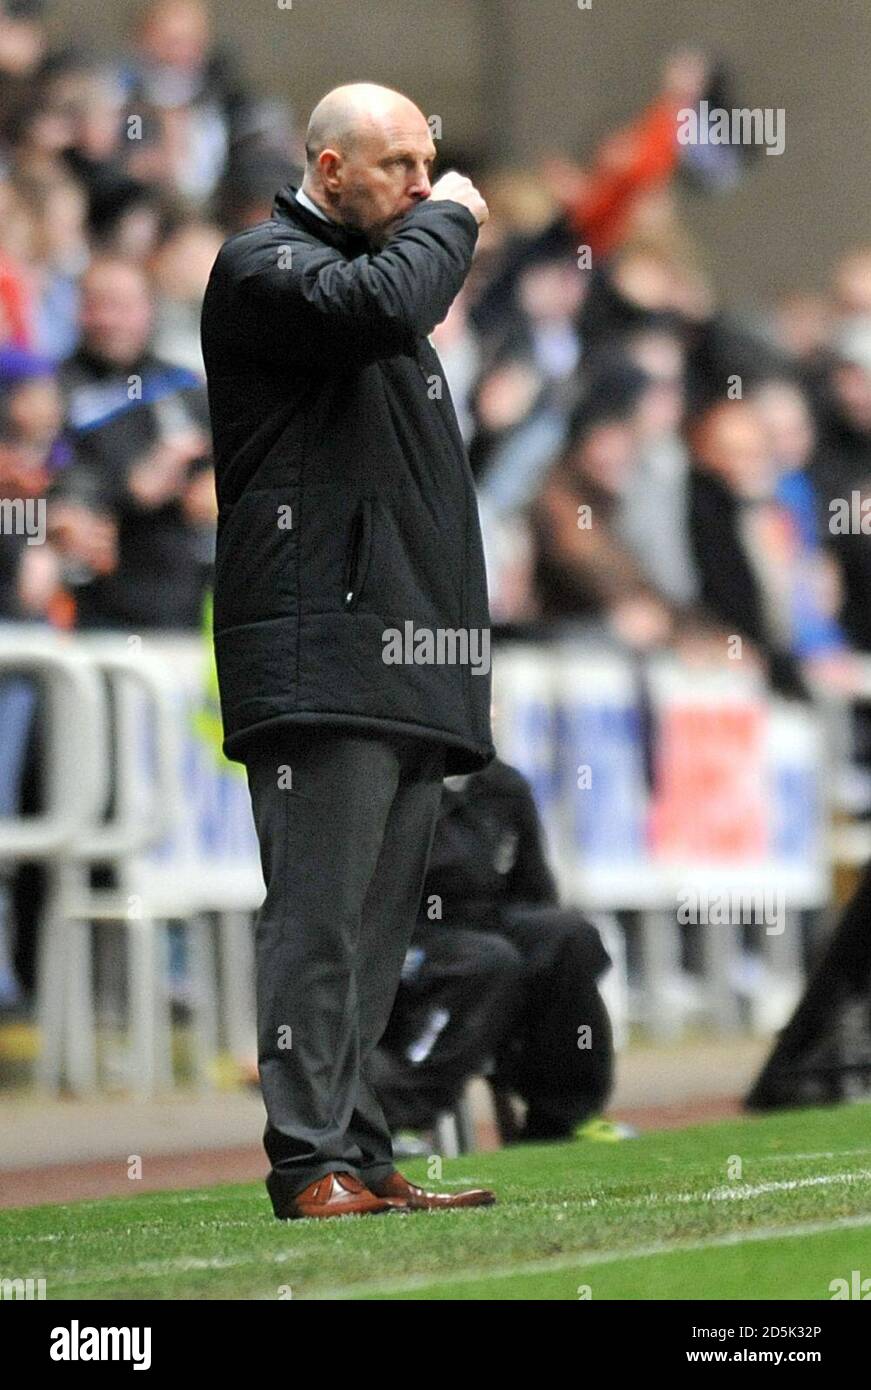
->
[429, 171, 489, 227]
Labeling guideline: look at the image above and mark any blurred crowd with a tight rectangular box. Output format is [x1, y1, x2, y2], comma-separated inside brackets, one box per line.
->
[0, 1, 868, 1026]
[0, 0, 303, 633]
[455, 53, 871, 712]
[0, 8, 868, 712]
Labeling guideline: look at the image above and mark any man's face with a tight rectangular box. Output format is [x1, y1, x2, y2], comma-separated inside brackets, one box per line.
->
[833, 362, 871, 433]
[697, 405, 772, 496]
[79, 266, 153, 367]
[322, 114, 436, 248]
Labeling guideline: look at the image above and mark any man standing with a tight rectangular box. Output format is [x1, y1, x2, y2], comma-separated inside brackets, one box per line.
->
[200, 83, 497, 1218]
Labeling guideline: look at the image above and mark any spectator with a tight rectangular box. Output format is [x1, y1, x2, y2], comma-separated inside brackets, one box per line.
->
[617, 325, 699, 607]
[541, 48, 710, 260]
[149, 217, 224, 375]
[113, 0, 288, 208]
[688, 399, 817, 697]
[473, 238, 589, 503]
[9, 170, 88, 359]
[0, 343, 78, 624]
[529, 366, 679, 651]
[809, 322, 871, 652]
[0, 0, 53, 163]
[53, 254, 214, 629]
[752, 377, 851, 672]
[0, 175, 34, 344]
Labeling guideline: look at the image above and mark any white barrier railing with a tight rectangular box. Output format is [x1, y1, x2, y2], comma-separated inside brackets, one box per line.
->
[53, 634, 261, 1095]
[492, 641, 830, 1038]
[0, 626, 105, 860]
[0, 631, 838, 1091]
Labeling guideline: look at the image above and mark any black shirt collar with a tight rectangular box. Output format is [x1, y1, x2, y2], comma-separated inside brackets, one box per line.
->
[271, 183, 371, 256]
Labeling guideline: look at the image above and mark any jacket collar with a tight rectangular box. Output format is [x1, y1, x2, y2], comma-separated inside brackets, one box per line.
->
[271, 183, 371, 256]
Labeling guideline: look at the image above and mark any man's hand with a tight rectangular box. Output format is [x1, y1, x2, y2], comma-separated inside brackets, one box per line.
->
[48, 501, 118, 575]
[182, 468, 218, 527]
[127, 430, 210, 509]
[429, 171, 489, 227]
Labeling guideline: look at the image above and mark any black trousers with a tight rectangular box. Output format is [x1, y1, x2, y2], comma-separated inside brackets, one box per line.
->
[747, 856, 871, 1108]
[243, 726, 445, 1214]
[494, 906, 614, 1137]
[373, 905, 614, 1138]
[370, 925, 525, 1129]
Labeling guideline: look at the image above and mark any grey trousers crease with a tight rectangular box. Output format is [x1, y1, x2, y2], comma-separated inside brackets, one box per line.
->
[243, 727, 446, 1212]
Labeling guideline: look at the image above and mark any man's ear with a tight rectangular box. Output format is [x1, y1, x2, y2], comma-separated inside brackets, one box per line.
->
[318, 149, 343, 192]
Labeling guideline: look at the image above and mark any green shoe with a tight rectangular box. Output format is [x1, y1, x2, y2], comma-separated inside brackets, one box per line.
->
[393, 1130, 432, 1158]
[573, 1117, 638, 1142]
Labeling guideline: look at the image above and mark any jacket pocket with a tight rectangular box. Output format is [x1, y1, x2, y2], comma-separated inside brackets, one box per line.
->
[214, 486, 298, 631]
[342, 496, 374, 611]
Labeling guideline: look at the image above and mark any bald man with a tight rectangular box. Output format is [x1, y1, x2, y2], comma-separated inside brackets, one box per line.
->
[201, 84, 498, 1218]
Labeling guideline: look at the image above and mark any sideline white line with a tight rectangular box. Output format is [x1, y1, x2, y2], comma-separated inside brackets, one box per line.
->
[580, 1169, 871, 1210]
[315, 1212, 871, 1299]
[753, 1147, 871, 1163]
[33, 1186, 871, 1292]
[10, 1162, 871, 1290]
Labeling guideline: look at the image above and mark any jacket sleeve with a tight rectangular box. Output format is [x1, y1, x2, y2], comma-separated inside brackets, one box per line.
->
[227, 199, 479, 367]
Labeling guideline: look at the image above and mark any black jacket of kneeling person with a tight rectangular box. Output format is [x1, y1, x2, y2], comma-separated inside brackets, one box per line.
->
[377, 757, 615, 1138]
[415, 755, 610, 981]
[418, 757, 561, 929]
[199, 181, 496, 774]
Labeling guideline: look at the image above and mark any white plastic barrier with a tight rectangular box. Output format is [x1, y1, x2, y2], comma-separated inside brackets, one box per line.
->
[0, 630, 835, 1095]
[492, 641, 829, 1039]
[127, 635, 261, 1078]
[0, 626, 107, 1091]
[50, 638, 190, 1095]
[0, 626, 105, 859]
[131, 636, 263, 913]
[55, 633, 261, 1094]
[0, 629, 258, 1095]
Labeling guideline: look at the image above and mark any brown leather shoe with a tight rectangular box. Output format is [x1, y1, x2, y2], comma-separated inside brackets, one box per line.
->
[368, 1169, 496, 1210]
[283, 1171, 401, 1220]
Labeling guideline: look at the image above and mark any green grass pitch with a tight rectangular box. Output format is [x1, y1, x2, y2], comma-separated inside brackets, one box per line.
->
[2, 1103, 871, 1300]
